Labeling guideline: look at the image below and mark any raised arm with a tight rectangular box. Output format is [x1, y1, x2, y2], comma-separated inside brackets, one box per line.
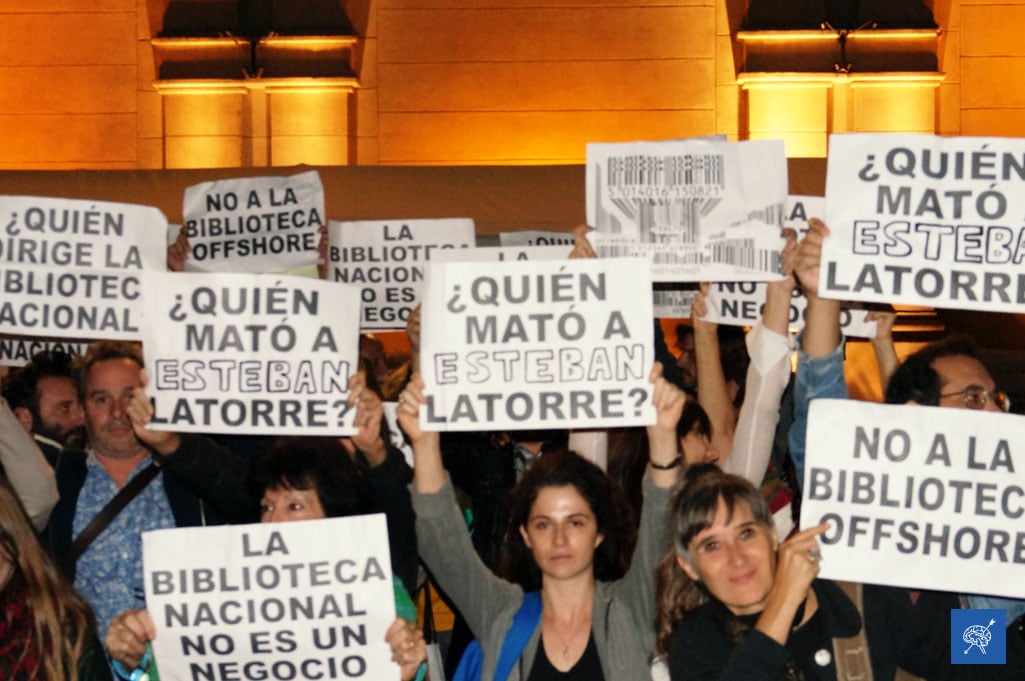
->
[724, 233, 797, 482]
[692, 283, 737, 457]
[125, 370, 252, 521]
[787, 219, 848, 491]
[866, 308, 899, 393]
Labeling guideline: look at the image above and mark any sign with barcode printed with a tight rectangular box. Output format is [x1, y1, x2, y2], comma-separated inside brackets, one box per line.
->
[586, 139, 787, 282]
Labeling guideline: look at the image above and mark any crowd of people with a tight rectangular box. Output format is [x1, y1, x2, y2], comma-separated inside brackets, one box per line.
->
[1, 217, 1024, 681]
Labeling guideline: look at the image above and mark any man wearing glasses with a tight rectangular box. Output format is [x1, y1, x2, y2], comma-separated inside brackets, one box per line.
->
[884, 335, 1021, 636]
[885, 336, 1010, 414]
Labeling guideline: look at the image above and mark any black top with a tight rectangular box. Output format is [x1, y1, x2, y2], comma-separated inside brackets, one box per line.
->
[528, 630, 605, 681]
[667, 579, 1025, 681]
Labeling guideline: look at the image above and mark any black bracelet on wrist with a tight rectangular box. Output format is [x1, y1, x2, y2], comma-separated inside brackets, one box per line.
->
[649, 455, 683, 470]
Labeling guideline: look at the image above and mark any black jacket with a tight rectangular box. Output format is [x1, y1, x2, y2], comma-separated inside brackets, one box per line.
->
[43, 434, 253, 579]
[668, 579, 1022, 681]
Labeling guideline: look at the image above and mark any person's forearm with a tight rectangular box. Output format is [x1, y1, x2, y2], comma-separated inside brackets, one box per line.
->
[801, 295, 841, 358]
[0, 398, 58, 529]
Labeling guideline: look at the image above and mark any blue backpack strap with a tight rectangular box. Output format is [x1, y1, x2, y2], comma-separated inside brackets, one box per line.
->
[494, 591, 543, 681]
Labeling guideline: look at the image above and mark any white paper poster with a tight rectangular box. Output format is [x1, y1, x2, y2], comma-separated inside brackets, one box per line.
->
[142, 272, 362, 436]
[0, 335, 89, 367]
[143, 515, 398, 681]
[586, 138, 787, 282]
[499, 230, 575, 248]
[0, 195, 166, 340]
[328, 218, 475, 331]
[821, 133, 1025, 312]
[431, 245, 568, 264]
[803, 399, 1025, 599]
[419, 257, 656, 431]
[182, 170, 324, 273]
[703, 283, 877, 338]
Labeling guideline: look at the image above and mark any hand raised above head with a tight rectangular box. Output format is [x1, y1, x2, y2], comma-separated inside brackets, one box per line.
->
[793, 218, 831, 298]
[568, 224, 596, 259]
[343, 369, 387, 465]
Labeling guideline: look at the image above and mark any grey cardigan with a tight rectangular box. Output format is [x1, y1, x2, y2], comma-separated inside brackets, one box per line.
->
[413, 472, 670, 680]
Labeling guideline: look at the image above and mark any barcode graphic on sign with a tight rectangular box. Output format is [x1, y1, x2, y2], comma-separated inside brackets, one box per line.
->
[654, 290, 696, 304]
[653, 251, 702, 265]
[742, 204, 785, 228]
[708, 239, 780, 271]
[606, 155, 725, 187]
[598, 244, 635, 258]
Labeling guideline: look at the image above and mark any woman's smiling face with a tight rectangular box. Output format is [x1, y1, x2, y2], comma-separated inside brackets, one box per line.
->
[678, 497, 777, 616]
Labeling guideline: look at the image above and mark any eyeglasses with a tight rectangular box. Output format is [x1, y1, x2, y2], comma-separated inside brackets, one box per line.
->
[939, 385, 1011, 413]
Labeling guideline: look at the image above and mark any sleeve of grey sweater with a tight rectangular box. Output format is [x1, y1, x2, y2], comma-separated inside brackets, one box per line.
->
[0, 397, 59, 530]
[411, 474, 523, 644]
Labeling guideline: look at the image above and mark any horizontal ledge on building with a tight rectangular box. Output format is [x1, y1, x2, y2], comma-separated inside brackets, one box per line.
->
[257, 35, 359, 49]
[154, 77, 359, 94]
[737, 71, 944, 86]
[736, 28, 940, 43]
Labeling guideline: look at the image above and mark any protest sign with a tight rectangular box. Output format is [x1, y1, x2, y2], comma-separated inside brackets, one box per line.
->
[0, 335, 89, 367]
[431, 245, 568, 264]
[821, 134, 1025, 313]
[653, 288, 697, 319]
[586, 138, 787, 282]
[419, 257, 656, 431]
[328, 218, 475, 331]
[0, 195, 166, 341]
[142, 272, 361, 436]
[697, 194, 875, 337]
[382, 402, 414, 467]
[784, 194, 824, 236]
[143, 515, 398, 681]
[803, 399, 1025, 599]
[703, 282, 877, 338]
[499, 230, 575, 248]
[183, 170, 324, 273]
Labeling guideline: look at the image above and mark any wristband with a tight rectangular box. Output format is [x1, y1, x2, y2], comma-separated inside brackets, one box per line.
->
[649, 455, 683, 470]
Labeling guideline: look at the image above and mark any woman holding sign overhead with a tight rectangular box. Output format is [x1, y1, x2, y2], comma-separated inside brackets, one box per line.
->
[396, 362, 684, 680]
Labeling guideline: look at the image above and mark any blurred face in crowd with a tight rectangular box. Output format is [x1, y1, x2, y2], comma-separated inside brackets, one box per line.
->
[678, 497, 777, 616]
[519, 484, 603, 582]
[675, 332, 697, 390]
[34, 375, 85, 447]
[260, 486, 326, 523]
[83, 358, 145, 459]
[680, 426, 719, 466]
[933, 355, 1007, 413]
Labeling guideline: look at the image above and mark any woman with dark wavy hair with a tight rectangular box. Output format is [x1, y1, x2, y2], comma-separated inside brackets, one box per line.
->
[0, 476, 110, 681]
[496, 447, 637, 593]
[398, 363, 685, 680]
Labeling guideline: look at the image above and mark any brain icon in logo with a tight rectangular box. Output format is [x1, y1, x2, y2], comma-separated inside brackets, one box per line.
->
[962, 619, 996, 654]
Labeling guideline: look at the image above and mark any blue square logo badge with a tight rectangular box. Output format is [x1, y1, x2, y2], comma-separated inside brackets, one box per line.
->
[951, 609, 1006, 664]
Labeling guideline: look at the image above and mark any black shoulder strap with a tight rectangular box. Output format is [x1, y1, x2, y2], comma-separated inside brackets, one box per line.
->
[68, 463, 161, 565]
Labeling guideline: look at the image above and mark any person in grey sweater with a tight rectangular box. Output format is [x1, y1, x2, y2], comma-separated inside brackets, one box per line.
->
[397, 363, 684, 680]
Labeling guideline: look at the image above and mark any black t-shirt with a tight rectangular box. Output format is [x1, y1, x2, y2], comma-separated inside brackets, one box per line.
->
[527, 630, 605, 681]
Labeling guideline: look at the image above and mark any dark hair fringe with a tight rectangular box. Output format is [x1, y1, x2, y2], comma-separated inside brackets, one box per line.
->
[495, 448, 637, 591]
[247, 437, 371, 519]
